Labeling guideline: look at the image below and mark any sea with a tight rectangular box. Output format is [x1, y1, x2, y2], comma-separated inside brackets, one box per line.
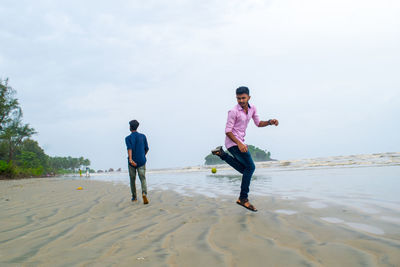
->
[68, 152, 400, 210]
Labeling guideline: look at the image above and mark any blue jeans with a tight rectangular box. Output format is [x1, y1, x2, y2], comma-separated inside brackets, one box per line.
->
[221, 146, 255, 200]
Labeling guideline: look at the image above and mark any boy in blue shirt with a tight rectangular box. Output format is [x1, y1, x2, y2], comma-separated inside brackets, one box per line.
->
[125, 120, 149, 204]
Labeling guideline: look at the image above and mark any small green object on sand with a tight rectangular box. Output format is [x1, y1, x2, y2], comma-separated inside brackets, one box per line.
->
[211, 168, 217, 174]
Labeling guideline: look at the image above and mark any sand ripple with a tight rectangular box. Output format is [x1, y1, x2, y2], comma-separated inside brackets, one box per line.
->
[1, 178, 400, 266]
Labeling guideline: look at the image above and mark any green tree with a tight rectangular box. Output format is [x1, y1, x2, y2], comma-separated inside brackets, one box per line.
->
[0, 79, 92, 178]
[47, 156, 90, 172]
[16, 151, 41, 169]
[0, 78, 19, 132]
[70, 157, 80, 171]
[82, 158, 90, 168]
[0, 79, 36, 162]
[0, 140, 7, 160]
[78, 156, 85, 168]
[0, 109, 36, 162]
[16, 139, 49, 170]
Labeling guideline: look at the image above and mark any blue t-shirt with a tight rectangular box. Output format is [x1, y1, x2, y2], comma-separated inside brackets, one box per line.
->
[125, 132, 149, 168]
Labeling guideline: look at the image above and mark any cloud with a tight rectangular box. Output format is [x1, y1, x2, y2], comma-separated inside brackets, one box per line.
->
[1, 0, 399, 169]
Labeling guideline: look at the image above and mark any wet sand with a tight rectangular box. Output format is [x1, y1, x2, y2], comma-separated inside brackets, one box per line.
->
[1, 178, 399, 266]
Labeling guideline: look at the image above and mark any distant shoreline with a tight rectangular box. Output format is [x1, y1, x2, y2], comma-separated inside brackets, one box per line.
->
[2, 152, 399, 180]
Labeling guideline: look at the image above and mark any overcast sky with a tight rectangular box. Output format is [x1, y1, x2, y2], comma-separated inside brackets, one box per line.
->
[1, 0, 399, 170]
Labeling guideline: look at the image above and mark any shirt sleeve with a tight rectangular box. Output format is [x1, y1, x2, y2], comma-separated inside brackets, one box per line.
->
[252, 106, 260, 126]
[125, 136, 132, 150]
[225, 110, 236, 133]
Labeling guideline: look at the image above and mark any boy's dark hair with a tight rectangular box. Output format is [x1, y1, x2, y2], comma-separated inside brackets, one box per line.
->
[129, 120, 139, 131]
[236, 86, 250, 95]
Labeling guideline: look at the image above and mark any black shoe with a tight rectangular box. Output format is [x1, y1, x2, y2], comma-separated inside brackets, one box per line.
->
[211, 146, 225, 157]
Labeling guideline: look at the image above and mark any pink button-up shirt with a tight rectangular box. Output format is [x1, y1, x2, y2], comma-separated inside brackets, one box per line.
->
[225, 104, 260, 149]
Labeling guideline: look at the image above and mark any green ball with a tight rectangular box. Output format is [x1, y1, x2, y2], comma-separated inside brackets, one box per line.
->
[211, 168, 217, 174]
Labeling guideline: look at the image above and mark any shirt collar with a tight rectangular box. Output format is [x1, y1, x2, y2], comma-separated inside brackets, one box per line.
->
[237, 103, 251, 111]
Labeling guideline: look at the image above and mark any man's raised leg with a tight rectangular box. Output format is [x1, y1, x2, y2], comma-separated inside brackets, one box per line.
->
[212, 146, 245, 174]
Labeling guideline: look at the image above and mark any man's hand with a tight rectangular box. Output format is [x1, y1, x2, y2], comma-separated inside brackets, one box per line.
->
[238, 143, 248, 153]
[270, 119, 279, 126]
[258, 119, 279, 127]
[129, 159, 137, 167]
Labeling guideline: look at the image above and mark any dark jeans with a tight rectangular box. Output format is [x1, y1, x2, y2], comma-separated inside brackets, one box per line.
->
[221, 146, 255, 200]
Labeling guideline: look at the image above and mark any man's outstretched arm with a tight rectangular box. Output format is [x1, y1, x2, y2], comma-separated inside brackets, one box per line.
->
[252, 107, 279, 127]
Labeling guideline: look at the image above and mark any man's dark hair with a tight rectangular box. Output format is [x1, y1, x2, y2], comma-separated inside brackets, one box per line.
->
[129, 120, 139, 131]
[236, 86, 250, 95]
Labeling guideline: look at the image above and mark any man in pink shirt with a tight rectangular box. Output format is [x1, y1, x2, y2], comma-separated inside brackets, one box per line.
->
[212, 86, 279, 212]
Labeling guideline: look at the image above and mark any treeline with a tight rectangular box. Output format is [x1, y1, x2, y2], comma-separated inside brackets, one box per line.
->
[204, 145, 272, 165]
[0, 78, 91, 178]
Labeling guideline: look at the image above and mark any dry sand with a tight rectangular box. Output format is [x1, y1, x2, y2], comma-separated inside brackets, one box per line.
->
[1, 178, 399, 267]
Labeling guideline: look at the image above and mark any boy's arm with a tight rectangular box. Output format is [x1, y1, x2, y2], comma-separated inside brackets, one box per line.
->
[125, 137, 137, 167]
[127, 149, 137, 167]
[225, 132, 248, 153]
[144, 136, 149, 155]
[252, 107, 279, 127]
[258, 119, 279, 127]
[225, 110, 248, 153]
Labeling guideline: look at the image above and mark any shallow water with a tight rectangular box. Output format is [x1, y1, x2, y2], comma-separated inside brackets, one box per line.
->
[66, 164, 400, 237]
[74, 165, 400, 211]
